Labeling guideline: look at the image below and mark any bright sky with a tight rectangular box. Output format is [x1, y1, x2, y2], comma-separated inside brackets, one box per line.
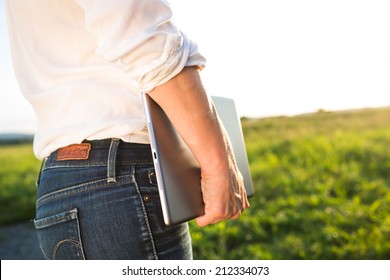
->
[1, 0, 390, 133]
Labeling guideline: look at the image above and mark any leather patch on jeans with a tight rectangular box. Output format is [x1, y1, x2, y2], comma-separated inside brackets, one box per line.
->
[56, 143, 91, 161]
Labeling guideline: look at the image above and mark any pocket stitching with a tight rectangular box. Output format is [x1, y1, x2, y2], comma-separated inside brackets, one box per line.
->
[52, 239, 84, 260]
[34, 209, 77, 229]
[36, 175, 135, 208]
[34, 208, 86, 260]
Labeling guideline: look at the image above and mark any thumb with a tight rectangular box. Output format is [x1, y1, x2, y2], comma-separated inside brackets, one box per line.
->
[195, 213, 221, 227]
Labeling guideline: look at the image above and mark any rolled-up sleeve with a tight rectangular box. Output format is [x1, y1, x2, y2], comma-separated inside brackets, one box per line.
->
[75, 0, 206, 93]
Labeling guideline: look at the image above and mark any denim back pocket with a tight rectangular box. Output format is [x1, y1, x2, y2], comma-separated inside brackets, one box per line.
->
[34, 208, 85, 260]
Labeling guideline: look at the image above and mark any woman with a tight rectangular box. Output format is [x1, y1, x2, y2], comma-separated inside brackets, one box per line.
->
[6, 0, 249, 259]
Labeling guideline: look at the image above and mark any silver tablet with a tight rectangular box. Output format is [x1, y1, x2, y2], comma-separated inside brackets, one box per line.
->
[142, 93, 254, 226]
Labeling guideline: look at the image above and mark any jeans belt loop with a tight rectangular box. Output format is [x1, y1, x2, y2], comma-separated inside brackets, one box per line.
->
[107, 138, 120, 183]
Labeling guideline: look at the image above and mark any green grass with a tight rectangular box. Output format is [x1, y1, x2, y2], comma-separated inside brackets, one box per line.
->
[0, 144, 40, 224]
[1, 107, 390, 259]
[190, 108, 390, 259]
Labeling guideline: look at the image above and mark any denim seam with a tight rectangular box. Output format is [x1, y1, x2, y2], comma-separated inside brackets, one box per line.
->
[43, 162, 107, 170]
[43, 160, 152, 171]
[36, 175, 136, 208]
[39, 244, 49, 260]
[34, 211, 77, 229]
[74, 212, 86, 260]
[133, 165, 158, 260]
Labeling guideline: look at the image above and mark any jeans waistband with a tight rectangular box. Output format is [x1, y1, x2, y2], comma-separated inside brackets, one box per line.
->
[37, 139, 154, 185]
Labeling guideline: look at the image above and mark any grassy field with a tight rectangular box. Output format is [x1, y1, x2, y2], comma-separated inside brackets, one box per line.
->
[0, 144, 40, 224]
[1, 107, 390, 259]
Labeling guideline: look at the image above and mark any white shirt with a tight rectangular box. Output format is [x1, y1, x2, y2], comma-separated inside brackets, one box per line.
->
[6, 0, 206, 159]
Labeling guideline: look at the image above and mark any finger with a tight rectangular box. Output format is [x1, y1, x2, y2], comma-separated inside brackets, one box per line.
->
[244, 198, 250, 209]
[230, 212, 241, 220]
[196, 213, 222, 227]
[241, 191, 250, 208]
[195, 217, 209, 227]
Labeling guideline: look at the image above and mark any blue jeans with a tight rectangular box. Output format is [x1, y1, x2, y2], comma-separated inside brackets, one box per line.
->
[34, 139, 192, 260]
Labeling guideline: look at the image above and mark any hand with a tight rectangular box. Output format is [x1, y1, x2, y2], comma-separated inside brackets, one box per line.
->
[195, 145, 250, 227]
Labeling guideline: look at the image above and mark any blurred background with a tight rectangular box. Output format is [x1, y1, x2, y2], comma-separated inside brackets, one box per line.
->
[1, 0, 390, 259]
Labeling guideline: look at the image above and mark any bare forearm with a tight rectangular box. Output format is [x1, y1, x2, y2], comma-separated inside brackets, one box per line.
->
[149, 67, 249, 226]
[148, 67, 229, 173]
